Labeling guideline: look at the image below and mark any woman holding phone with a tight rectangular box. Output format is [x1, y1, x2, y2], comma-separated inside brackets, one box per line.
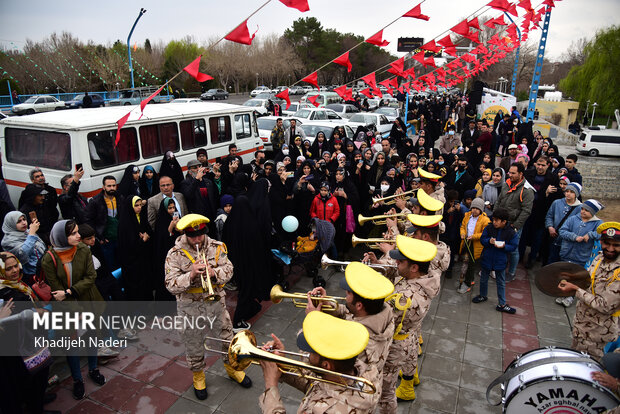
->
[1, 211, 46, 285]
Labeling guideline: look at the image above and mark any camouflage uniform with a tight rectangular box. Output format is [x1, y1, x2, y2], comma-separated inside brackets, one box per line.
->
[379, 272, 438, 414]
[572, 253, 620, 360]
[165, 234, 233, 371]
[259, 374, 375, 414]
[331, 303, 395, 408]
[432, 241, 450, 273]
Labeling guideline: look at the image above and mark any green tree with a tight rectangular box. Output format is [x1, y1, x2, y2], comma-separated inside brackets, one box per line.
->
[559, 25, 620, 115]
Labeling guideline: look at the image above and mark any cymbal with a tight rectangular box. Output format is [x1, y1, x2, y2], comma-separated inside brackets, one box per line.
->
[534, 262, 591, 297]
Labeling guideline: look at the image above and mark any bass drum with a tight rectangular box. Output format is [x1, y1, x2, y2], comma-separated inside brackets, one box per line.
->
[503, 347, 619, 414]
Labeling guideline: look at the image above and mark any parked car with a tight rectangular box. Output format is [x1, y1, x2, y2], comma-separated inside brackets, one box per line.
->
[108, 86, 170, 106]
[11, 95, 65, 115]
[243, 98, 286, 116]
[256, 116, 304, 151]
[300, 121, 355, 142]
[300, 92, 342, 108]
[65, 94, 105, 109]
[292, 107, 344, 123]
[373, 107, 403, 122]
[250, 86, 271, 97]
[271, 86, 288, 94]
[281, 102, 313, 117]
[201, 89, 229, 100]
[171, 98, 203, 103]
[301, 86, 313, 93]
[0, 112, 8, 120]
[347, 113, 393, 137]
[576, 127, 620, 157]
[289, 86, 305, 95]
[325, 103, 360, 120]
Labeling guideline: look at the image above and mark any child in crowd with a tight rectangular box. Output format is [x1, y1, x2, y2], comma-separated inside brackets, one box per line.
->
[457, 198, 491, 294]
[473, 207, 519, 314]
[214, 194, 234, 241]
[441, 189, 464, 279]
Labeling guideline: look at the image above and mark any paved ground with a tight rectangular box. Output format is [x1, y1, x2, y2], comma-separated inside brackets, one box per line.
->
[45, 256, 575, 414]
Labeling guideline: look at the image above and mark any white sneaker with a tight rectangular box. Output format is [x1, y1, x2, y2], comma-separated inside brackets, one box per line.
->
[555, 297, 564, 305]
[118, 328, 139, 341]
[457, 283, 471, 294]
[490, 271, 496, 279]
[97, 346, 119, 357]
[561, 297, 574, 307]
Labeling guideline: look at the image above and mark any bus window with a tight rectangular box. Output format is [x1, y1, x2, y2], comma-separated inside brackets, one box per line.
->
[209, 116, 232, 144]
[180, 119, 207, 149]
[139, 122, 180, 159]
[88, 128, 139, 169]
[6, 128, 72, 171]
[234, 114, 252, 139]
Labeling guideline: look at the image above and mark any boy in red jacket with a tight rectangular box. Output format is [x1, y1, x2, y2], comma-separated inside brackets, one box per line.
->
[310, 182, 340, 224]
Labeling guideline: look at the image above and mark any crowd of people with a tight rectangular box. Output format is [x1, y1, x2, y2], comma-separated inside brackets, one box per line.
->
[0, 91, 618, 413]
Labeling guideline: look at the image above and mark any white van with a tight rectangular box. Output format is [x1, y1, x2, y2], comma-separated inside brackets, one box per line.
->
[0, 103, 263, 204]
[300, 92, 342, 108]
[576, 128, 620, 157]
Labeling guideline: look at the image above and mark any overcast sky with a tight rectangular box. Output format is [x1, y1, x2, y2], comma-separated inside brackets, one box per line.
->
[1, 0, 618, 61]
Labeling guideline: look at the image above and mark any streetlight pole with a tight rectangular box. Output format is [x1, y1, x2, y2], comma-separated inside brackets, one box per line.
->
[127, 8, 147, 89]
[590, 103, 597, 127]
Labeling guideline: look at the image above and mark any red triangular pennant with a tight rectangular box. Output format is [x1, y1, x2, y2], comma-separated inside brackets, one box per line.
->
[360, 88, 373, 99]
[451, 20, 471, 37]
[412, 51, 426, 66]
[366, 30, 389, 47]
[333, 52, 352, 72]
[390, 57, 405, 73]
[518, 0, 533, 11]
[308, 94, 320, 107]
[468, 17, 481, 30]
[275, 89, 291, 110]
[115, 112, 131, 147]
[183, 55, 214, 83]
[225, 20, 257, 45]
[487, 0, 513, 12]
[334, 85, 348, 100]
[438, 35, 455, 49]
[139, 84, 165, 119]
[402, 3, 430, 20]
[278, 0, 309, 12]
[361, 72, 377, 89]
[424, 56, 436, 67]
[301, 72, 319, 90]
[463, 30, 480, 43]
[421, 40, 441, 53]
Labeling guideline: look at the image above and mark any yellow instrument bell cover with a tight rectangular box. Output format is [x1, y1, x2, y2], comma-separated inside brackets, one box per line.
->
[396, 235, 437, 262]
[417, 189, 444, 212]
[176, 213, 210, 232]
[303, 312, 369, 360]
[344, 262, 394, 300]
[417, 167, 442, 180]
[407, 214, 443, 227]
[597, 221, 620, 237]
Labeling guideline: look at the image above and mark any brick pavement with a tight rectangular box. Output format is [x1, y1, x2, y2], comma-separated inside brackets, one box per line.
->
[45, 260, 574, 413]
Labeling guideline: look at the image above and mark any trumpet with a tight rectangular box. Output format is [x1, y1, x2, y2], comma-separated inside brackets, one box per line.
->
[351, 235, 396, 249]
[196, 244, 220, 302]
[204, 330, 376, 394]
[270, 284, 344, 312]
[372, 189, 417, 205]
[320, 254, 397, 270]
[358, 213, 408, 225]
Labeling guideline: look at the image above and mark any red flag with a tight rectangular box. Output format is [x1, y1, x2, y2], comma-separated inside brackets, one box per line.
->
[334, 85, 348, 100]
[361, 72, 377, 89]
[484, 15, 507, 29]
[542, 0, 555, 7]
[333, 52, 352, 72]
[468, 17, 481, 30]
[463, 30, 480, 43]
[390, 57, 405, 73]
[278, 0, 309, 12]
[360, 88, 373, 99]
[371, 87, 382, 98]
[183, 55, 214, 83]
[438, 35, 455, 49]
[421, 40, 441, 53]
[451, 20, 471, 37]
[344, 87, 353, 101]
[412, 51, 426, 66]
[366, 30, 389, 47]
[518, 0, 532, 10]
[225, 20, 257, 45]
[114, 112, 131, 147]
[506, 24, 518, 40]
[404, 67, 416, 79]
[424, 56, 436, 67]
[275, 89, 291, 110]
[308, 94, 320, 107]
[387, 67, 405, 78]
[301, 72, 319, 90]
[139, 84, 165, 118]
[487, 0, 512, 12]
[402, 3, 430, 20]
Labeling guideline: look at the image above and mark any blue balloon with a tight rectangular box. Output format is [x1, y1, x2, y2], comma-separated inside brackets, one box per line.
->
[282, 215, 299, 233]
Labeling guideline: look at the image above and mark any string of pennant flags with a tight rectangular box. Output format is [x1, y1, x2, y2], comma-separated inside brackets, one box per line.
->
[114, 0, 558, 146]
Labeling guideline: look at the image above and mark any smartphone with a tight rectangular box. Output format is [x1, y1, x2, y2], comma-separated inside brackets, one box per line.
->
[173, 212, 180, 219]
[305, 174, 314, 181]
[75, 163, 83, 171]
[29, 211, 37, 221]
[215, 157, 222, 164]
[287, 171, 294, 177]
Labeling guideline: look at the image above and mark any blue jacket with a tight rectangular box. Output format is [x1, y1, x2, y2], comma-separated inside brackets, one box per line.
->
[480, 223, 519, 270]
[544, 198, 582, 229]
[559, 215, 602, 266]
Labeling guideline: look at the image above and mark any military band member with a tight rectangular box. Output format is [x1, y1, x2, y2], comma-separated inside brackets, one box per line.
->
[259, 311, 374, 413]
[307, 262, 395, 407]
[558, 221, 620, 360]
[366, 235, 437, 411]
[418, 168, 446, 204]
[165, 214, 251, 400]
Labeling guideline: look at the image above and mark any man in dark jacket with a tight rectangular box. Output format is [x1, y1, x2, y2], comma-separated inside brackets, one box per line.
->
[179, 160, 218, 222]
[446, 158, 475, 200]
[85, 176, 121, 270]
[18, 168, 58, 218]
[460, 119, 479, 147]
[19, 186, 55, 245]
[59, 168, 89, 224]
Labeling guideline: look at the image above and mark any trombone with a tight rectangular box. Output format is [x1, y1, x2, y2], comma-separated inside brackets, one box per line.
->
[320, 254, 397, 270]
[196, 244, 220, 302]
[270, 284, 344, 312]
[204, 330, 376, 394]
[351, 235, 396, 249]
[358, 213, 408, 225]
[372, 189, 417, 205]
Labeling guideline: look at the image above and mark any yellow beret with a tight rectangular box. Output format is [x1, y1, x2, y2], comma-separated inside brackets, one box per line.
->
[342, 262, 394, 300]
[418, 167, 442, 181]
[395, 235, 437, 262]
[299, 312, 369, 360]
[597, 221, 620, 240]
[417, 189, 444, 212]
[176, 213, 210, 233]
[407, 214, 443, 227]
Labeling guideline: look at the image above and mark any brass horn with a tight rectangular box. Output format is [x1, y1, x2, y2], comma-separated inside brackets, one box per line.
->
[205, 330, 376, 394]
[270, 284, 344, 312]
[358, 213, 408, 225]
[320, 254, 397, 270]
[351, 235, 396, 249]
[371, 189, 417, 205]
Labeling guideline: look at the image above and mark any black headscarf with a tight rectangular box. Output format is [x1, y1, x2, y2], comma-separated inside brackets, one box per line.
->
[159, 151, 184, 188]
[117, 165, 141, 198]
